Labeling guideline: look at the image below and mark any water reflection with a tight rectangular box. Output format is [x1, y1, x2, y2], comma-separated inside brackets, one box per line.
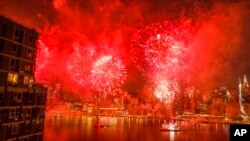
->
[44, 115, 230, 141]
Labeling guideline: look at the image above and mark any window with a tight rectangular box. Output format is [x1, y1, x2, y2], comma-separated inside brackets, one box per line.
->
[28, 35, 34, 44]
[11, 44, 18, 54]
[1, 23, 8, 37]
[28, 77, 33, 88]
[19, 138, 29, 141]
[10, 58, 16, 67]
[25, 120, 30, 131]
[7, 73, 14, 82]
[38, 107, 45, 117]
[12, 93, 22, 103]
[14, 30, 20, 38]
[26, 49, 33, 58]
[11, 124, 19, 134]
[37, 119, 44, 129]
[24, 76, 29, 85]
[9, 109, 16, 119]
[0, 92, 4, 103]
[12, 93, 17, 101]
[0, 56, 2, 68]
[14, 29, 24, 42]
[0, 110, 3, 121]
[25, 63, 31, 71]
[26, 108, 32, 117]
[7, 73, 18, 84]
[0, 39, 5, 52]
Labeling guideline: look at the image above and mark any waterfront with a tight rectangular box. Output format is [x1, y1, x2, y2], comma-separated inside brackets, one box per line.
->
[44, 114, 230, 141]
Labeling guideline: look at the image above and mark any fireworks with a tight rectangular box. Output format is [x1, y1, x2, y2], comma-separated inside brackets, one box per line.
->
[154, 80, 179, 105]
[131, 21, 192, 105]
[67, 44, 127, 95]
[91, 55, 127, 94]
[67, 44, 95, 87]
[35, 39, 50, 85]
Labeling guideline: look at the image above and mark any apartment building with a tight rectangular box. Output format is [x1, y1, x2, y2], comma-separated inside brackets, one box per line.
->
[0, 15, 47, 141]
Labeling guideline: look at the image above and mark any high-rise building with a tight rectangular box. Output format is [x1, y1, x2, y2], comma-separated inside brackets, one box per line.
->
[0, 15, 47, 141]
[239, 75, 250, 116]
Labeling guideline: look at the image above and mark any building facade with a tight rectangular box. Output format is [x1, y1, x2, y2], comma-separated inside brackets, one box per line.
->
[0, 15, 47, 141]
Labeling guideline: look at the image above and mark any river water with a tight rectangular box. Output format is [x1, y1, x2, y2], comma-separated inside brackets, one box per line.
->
[44, 114, 230, 141]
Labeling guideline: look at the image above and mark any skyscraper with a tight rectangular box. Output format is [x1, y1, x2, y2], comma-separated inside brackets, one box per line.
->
[239, 75, 250, 117]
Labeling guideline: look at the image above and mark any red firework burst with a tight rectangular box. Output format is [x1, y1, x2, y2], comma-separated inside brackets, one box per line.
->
[91, 55, 127, 94]
[67, 43, 96, 87]
[131, 21, 191, 79]
[131, 20, 192, 105]
[67, 44, 127, 94]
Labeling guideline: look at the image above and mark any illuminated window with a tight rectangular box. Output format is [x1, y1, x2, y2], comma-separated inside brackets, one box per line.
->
[7, 73, 14, 82]
[24, 76, 29, 85]
[7, 73, 18, 84]
[13, 74, 18, 83]
[28, 77, 33, 88]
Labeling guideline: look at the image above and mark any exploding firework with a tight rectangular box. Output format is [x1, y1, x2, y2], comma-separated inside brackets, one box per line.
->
[131, 21, 191, 79]
[67, 43, 127, 95]
[35, 39, 50, 85]
[91, 55, 127, 94]
[131, 20, 192, 105]
[154, 80, 179, 105]
[67, 44, 96, 87]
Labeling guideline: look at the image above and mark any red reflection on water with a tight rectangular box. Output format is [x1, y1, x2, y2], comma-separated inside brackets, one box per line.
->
[44, 115, 230, 141]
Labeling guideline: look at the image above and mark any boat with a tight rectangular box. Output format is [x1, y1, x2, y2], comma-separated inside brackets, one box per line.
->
[94, 121, 109, 128]
[159, 123, 181, 131]
[94, 124, 109, 128]
[159, 127, 180, 131]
